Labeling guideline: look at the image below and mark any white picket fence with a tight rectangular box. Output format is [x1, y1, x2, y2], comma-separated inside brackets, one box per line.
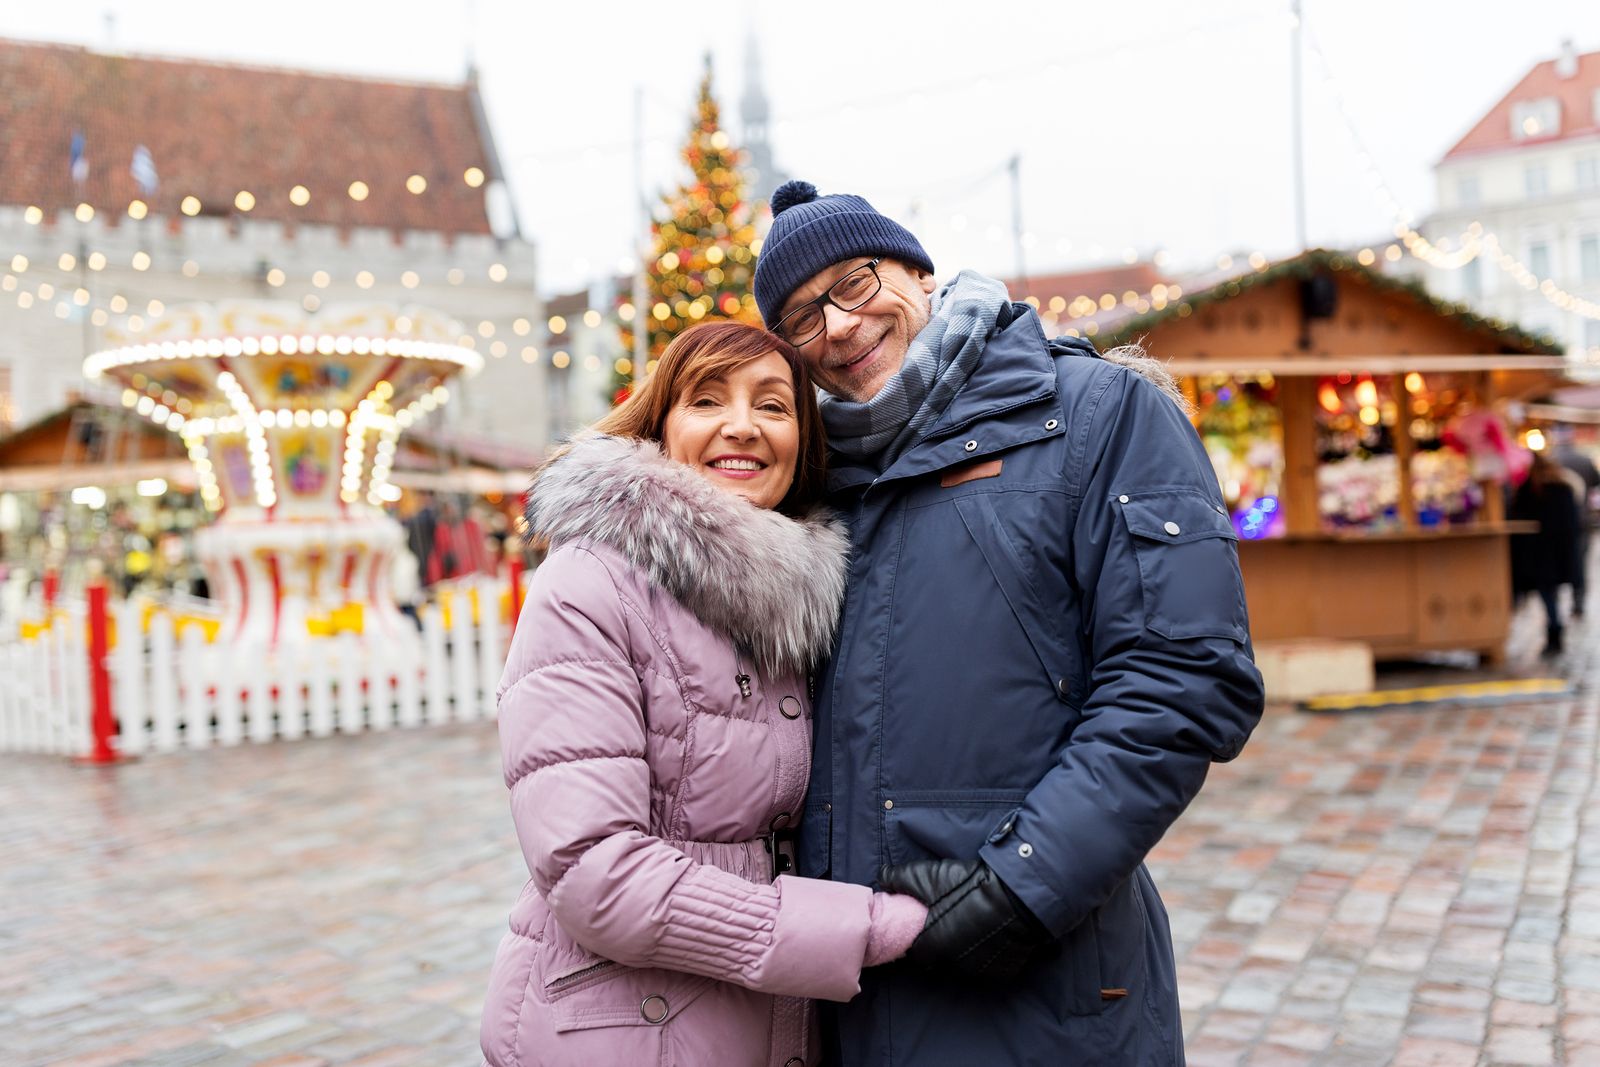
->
[0, 578, 509, 758]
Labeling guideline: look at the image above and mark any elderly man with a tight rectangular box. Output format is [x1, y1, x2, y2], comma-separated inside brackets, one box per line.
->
[752, 180, 1265, 1066]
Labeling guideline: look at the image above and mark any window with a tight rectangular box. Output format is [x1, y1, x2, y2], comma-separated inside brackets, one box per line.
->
[1512, 97, 1560, 139]
[1456, 173, 1481, 207]
[1460, 258, 1482, 301]
[1582, 234, 1600, 282]
[1528, 240, 1551, 279]
[1579, 156, 1600, 191]
[1525, 163, 1550, 198]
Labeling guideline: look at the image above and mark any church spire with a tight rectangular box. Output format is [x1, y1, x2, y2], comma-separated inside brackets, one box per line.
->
[740, 29, 787, 209]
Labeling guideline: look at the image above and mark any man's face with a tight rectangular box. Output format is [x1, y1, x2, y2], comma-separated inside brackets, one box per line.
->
[778, 257, 937, 402]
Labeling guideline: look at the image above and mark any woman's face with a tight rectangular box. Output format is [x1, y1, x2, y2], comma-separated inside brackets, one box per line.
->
[662, 351, 800, 511]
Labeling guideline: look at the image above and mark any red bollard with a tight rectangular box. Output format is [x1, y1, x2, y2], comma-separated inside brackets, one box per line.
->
[508, 556, 526, 627]
[82, 582, 121, 764]
[42, 568, 59, 612]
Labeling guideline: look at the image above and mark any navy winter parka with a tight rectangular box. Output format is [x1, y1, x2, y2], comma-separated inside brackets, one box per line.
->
[800, 305, 1265, 1066]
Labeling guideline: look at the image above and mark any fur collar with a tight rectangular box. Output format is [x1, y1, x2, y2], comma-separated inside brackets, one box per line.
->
[525, 434, 849, 677]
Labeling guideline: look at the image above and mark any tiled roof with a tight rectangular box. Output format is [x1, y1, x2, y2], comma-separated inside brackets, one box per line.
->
[0, 37, 495, 234]
[1441, 46, 1600, 161]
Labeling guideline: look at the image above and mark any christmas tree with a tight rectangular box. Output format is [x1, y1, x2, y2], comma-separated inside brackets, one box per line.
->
[616, 55, 761, 400]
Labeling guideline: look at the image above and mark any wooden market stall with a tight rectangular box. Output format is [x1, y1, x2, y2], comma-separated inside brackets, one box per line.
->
[1092, 249, 1569, 665]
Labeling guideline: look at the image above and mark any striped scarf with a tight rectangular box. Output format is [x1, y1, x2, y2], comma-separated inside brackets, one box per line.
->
[820, 270, 1010, 472]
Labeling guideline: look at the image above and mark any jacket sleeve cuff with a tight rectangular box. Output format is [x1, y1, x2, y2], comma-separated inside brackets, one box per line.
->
[763, 875, 874, 1001]
[979, 837, 1071, 938]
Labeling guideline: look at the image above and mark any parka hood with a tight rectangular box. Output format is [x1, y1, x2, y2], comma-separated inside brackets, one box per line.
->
[524, 434, 849, 677]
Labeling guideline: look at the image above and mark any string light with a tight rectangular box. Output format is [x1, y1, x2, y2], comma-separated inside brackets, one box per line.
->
[1304, 25, 1599, 322]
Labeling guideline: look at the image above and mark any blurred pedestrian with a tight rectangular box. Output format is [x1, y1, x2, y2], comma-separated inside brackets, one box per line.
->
[751, 180, 1265, 1065]
[424, 498, 490, 584]
[480, 321, 925, 1067]
[402, 491, 436, 589]
[1556, 436, 1599, 618]
[1510, 449, 1583, 656]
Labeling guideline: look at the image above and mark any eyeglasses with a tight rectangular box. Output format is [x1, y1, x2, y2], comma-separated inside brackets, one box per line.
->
[773, 258, 883, 346]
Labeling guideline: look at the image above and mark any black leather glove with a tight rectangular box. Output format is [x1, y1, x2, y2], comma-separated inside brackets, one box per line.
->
[878, 859, 1051, 984]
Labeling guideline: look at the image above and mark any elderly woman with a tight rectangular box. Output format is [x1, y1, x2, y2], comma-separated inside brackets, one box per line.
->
[480, 321, 925, 1067]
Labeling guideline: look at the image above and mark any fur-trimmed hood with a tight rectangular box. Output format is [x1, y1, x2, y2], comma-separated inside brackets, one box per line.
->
[524, 434, 849, 677]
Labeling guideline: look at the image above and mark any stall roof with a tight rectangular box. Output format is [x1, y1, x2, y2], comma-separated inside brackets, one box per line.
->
[1093, 248, 1563, 358]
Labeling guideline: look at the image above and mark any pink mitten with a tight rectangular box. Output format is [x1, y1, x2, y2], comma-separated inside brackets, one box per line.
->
[863, 892, 930, 967]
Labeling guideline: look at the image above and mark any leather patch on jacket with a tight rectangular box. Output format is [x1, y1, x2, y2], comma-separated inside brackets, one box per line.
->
[940, 458, 1003, 488]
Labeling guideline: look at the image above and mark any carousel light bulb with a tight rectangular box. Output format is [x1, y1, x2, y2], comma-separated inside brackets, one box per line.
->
[290, 185, 311, 206]
[348, 181, 370, 201]
[401, 270, 419, 288]
[464, 166, 485, 187]
[130, 251, 150, 271]
[180, 196, 201, 217]
[406, 174, 427, 194]
[488, 263, 508, 282]
[24, 206, 43, 224]
[75, 203, 94, 223]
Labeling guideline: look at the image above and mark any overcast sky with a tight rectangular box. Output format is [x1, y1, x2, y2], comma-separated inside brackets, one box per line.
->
[3, 1, 1591, 296]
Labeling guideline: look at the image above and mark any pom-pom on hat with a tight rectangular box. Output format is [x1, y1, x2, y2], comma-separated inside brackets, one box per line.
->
[753, 180, 934, 327]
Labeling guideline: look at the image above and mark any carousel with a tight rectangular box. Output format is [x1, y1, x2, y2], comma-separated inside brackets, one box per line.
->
[83, 301, 482, 649]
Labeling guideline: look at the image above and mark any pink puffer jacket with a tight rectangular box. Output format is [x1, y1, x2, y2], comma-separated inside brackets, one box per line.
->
[480, 435, 873, 1067]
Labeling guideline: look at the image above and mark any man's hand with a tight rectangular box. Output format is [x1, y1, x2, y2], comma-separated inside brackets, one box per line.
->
[878, 859, 1050, 983]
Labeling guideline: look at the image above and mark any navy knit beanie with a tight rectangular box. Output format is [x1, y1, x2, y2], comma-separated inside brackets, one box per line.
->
[754, 180, 934, 327]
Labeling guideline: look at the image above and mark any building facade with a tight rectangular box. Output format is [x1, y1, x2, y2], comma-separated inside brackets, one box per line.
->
[1423, 41, 1600, 362]
[0, 39, 557, 452]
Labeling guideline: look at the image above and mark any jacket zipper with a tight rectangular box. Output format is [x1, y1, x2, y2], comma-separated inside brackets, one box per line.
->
[545, 959, 618, 994]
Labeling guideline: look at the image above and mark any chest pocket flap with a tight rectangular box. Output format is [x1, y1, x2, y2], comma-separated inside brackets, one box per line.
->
[1117, 489, 1248, 643]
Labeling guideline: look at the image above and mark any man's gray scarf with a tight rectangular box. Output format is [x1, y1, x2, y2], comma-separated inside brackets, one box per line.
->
[819, 270, 1010, 471]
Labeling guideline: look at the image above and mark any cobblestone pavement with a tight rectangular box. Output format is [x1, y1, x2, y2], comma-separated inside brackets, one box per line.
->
[4, 609, 1598, 1065]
